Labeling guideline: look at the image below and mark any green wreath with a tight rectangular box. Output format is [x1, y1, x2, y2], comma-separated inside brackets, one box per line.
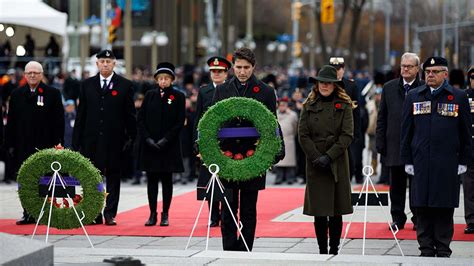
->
[197, 97, 281, 181]
[17, 148, 105, 229]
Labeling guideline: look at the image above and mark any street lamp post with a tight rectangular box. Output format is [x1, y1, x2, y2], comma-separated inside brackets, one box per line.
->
[141, 31, 169, 70]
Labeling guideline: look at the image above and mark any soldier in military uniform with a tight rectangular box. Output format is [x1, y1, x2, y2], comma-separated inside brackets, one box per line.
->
[211, 48, 284, 251]
[329, 57, 362, 183]
[463, 66, 474, 234]
[401, 57, 471, 257]
[194, 56, 232, 227]
[72, 50, 136, 226]
[376, 52, 424, 231]
[6, 61, 64, 225]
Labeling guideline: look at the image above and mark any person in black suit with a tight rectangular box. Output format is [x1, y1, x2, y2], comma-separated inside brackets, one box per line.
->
[211, 48, 284, 251]
[376, 52, 423, 231]
[6, 61, 64, 225]
[138, 62, 185, 227]
[72, 50, 136, 226]
[194, 56, 232, 227]
[329, 57, 362, 183]
[463, 66, 474, 234]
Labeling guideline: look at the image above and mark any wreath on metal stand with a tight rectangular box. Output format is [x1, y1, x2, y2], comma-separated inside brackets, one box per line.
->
[197, 97, 281, 181]
[17, 147, 105, 230]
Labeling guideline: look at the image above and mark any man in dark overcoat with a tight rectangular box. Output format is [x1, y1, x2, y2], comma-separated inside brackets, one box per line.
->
[329, 57, 362, 183]
[463, 66, 474, 234]
[211, 48, 283, 251]
[194, 56, 232, 227]
[72, 50, 136, 226]
[400, 56, 471, 257]
[376, 52, 424, 231]
[6, 61, 64, 224]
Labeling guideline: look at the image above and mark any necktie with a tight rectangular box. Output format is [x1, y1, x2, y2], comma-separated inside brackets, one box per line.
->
[403, 84, 410, 94]
[102, 79, 108, 91]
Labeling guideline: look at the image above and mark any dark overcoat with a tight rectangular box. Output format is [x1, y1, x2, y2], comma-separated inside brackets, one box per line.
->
[376, 77, 424, 166]
[211, 75, 278, 190]
[194, 82, 218, 187]
[298, 94, 354, 216]
[400, 81, 471, 208]
[6, 82, 64, 170]
[72, 73, 136, 171]
[137, 86, 185, 173]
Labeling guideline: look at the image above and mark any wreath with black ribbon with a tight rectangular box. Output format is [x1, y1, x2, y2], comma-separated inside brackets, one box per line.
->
[197, 97, 281, 181]
[17, 148, 105, 229]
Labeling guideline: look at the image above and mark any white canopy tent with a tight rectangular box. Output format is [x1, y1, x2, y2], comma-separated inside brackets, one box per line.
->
[0, 0, 68, 57]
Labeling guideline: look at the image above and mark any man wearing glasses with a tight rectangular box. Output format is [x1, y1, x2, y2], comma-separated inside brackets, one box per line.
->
[400, 57, 471, 257]
[6, 61, 64, 225]
[376, 52, 423, 232]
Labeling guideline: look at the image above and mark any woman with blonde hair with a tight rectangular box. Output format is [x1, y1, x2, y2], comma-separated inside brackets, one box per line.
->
[298, 65, 355, 255]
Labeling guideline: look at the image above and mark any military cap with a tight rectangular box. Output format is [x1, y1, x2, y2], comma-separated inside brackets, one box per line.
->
[329, 57, 345, 68]
[207, 56, 232, 71]
[154, 62, 175, 79]
[423, 56, 448, 70]
[96, 49, 115, 59]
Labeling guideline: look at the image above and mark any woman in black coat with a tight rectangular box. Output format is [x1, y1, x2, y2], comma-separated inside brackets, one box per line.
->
[137, 62, 185, 226]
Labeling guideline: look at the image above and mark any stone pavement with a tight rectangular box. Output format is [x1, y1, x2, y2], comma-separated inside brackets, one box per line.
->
[1, 171, 474, 265]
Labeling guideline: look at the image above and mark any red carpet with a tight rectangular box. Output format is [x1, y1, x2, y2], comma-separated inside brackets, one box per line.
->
[1, 188, 472, 241]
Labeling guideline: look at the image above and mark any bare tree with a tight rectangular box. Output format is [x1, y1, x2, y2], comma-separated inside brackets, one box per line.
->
[347, 0, 366, 67]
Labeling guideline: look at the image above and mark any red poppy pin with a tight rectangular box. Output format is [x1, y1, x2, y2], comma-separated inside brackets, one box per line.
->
[111, 90, 118, 96]
[447, 95, 454, 101]
[253, 86, 260, 93]
[335, 103, 342, 109]
[168, 95, 175, 104]
[38, 87, 44, 94]
[169, 95, 175, 100]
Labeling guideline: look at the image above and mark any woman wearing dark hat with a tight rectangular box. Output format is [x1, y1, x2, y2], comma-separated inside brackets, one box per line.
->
[298, 65, 355, 255]
[137, 62, 185, 226]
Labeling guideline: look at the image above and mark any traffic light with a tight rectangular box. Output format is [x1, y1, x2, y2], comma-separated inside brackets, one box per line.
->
[321, 0, 335, 24]
[292, 1, 303, 21]
[293, 41, 302, 57]
[108, 25, 117, 44]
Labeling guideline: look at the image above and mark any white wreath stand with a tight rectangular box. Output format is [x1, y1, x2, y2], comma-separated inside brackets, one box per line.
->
[339, 165, 404, 256]
[31, 161, 94, 248]
[185, 164, 250, 252]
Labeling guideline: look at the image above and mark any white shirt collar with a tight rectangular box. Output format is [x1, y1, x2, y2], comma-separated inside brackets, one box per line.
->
[100, 73, 114, 86]
[403, 79, 414, 86]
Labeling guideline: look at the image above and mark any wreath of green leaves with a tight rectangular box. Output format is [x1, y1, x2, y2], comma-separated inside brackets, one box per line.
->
[17, 148, 104, 229]
[197, 97, 281, 181]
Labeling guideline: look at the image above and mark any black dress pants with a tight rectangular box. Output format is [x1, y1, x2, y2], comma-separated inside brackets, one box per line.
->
[103, 168, 121, 219]
[221, 188, 259, 251]
[416, 207, 454, 257]
[389, 165, 416, 225]
[146, 172, 173, 214]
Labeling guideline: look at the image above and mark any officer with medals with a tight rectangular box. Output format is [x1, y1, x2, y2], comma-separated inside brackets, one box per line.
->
[400, 57, 471, 257]
[194, 56, 232, 227]
[72, 50, 137, 226]
[463, 66, 474, 234]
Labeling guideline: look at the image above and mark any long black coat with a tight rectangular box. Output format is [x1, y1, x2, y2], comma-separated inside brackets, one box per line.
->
[376, 77, 424, 166]
[6, 82, 64, 170]
[212, 75, 278, 190]
[400, 81, 471, 208]
[194, 82, 218, 187]
[137, 86, 185, 173]
[72, 73, 136, 171]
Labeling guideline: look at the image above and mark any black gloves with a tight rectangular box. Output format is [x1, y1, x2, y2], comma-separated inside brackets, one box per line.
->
[145, 137, 168, 151]
[312, 155, 331, 168]
[7, 147, 14, 158]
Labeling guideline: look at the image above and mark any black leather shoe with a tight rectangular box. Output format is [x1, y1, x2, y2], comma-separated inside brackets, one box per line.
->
[16, 214, 35, 225]
[90, 214, 103, 225]
[389, 222, 404, 231]
[145, 213, 157, 226]
[420, 253, 435, 257]
[437, 253, 450, 258]
[209, 220, 219, 227]
[464, 224, 474, 234]
[105, 216, 117, 226]
[160, 212, 169, 226]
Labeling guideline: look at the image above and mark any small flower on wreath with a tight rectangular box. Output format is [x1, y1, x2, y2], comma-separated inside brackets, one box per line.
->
[335, 103, 343, 110]
[168, 94, 175, 105]
[253, 86, 260, 93]
[111, 90, 118, 96]
[38, 87, 44, 94]
[447, 95, 454, 101]
[54, 143, 64, 150]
